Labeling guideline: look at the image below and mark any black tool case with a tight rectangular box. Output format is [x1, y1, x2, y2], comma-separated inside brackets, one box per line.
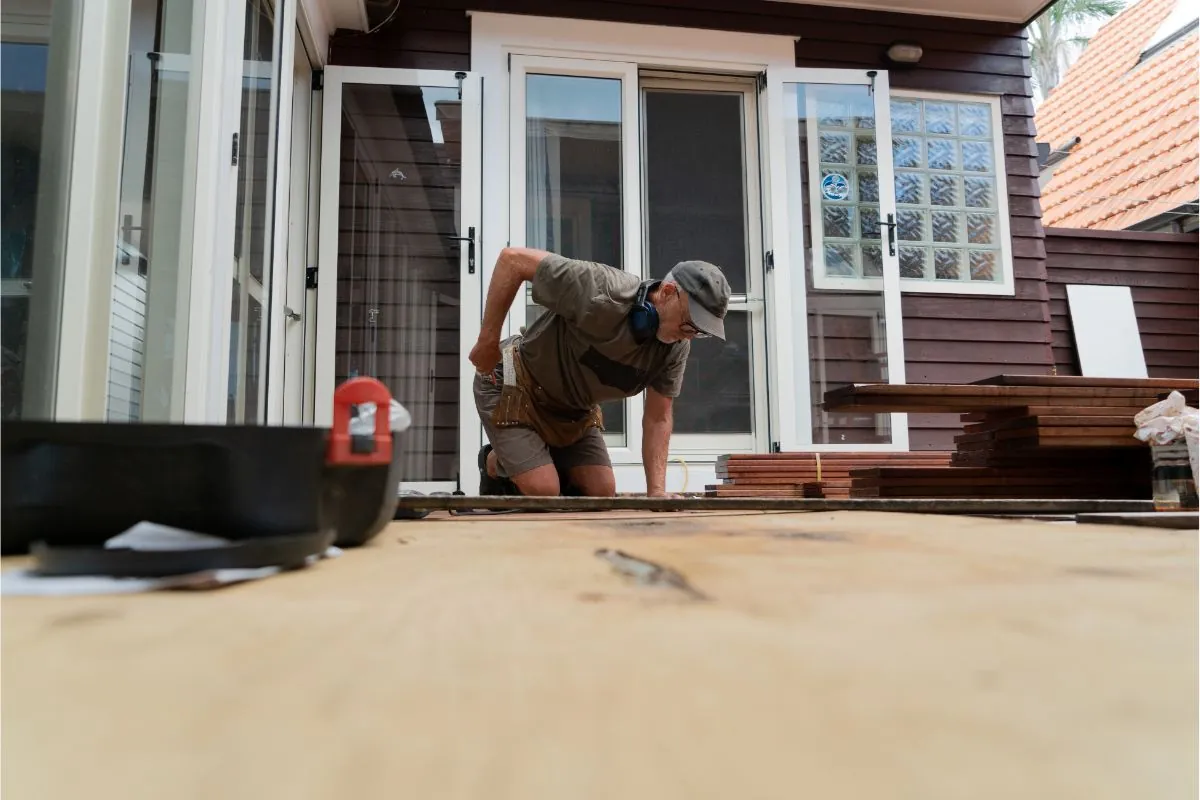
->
[1, 378, 403, 559]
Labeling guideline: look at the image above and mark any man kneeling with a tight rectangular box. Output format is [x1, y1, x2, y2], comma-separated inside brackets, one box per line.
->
[468, 247, 731, 497]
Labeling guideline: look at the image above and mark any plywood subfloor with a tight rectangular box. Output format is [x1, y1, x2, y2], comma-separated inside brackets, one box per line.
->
[2, 511, 1197, 800]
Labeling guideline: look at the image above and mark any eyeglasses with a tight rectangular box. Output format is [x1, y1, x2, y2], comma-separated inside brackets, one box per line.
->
[678, 292, 712, 339]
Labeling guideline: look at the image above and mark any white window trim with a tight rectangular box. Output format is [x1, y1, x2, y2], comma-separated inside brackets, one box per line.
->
[806, 89, 1013, 297]
[893, 89, 1013, 296]
[472, 13, 792, 469]
[891, 88, 1013, 296]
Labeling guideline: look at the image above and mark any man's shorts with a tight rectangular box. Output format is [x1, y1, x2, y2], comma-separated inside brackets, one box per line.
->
[473, 363, 611, 479]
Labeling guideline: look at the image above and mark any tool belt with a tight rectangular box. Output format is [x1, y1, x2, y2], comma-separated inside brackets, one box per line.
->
[490, 345, 603, 448]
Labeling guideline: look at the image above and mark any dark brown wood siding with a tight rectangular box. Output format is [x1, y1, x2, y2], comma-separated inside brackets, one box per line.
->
[1045, 227, 1199, 380]
[329, 0, 1054, 451]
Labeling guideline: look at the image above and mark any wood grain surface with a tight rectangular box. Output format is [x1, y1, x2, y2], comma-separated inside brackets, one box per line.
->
[3, 511, 1196, 800]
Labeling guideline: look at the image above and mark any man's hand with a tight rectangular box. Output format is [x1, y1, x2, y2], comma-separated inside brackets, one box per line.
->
[646, 489, 683, 512]
[469, 337, 502, 375]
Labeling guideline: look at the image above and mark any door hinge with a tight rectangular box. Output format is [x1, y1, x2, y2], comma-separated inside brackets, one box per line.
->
[507, 53, 511, 72]
[455, 71, 466, 100]
[771, 441, 781, 453]
[756, 70, 767, 92]
[765, 250, 775, 271]
[312, 69, 324, 91]
[231, 132, 239, 166]
[305, 266, 318, 289]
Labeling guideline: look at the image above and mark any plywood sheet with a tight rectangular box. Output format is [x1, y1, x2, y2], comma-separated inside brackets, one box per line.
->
[2, 511, 1196, 800]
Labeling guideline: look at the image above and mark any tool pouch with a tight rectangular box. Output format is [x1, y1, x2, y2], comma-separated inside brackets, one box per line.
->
[490, 347, 603, 449]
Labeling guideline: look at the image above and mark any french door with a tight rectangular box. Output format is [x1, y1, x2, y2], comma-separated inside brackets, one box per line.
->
[316, 68, 482, 493]
[506, 56, 770, 462]
[764, 68, 909, 452]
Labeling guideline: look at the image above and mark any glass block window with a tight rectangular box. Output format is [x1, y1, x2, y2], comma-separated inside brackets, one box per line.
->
[889, 96, 1004, 286]
[811, 97, 884, 280]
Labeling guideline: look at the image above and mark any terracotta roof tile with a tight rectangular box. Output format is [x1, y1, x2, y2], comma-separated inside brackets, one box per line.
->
[1034, 0, 1200, 229]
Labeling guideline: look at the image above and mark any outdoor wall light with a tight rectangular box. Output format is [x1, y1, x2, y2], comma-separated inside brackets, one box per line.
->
[885, 42, 924, 64]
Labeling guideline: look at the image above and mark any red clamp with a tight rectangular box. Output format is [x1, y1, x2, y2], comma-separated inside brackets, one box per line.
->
[328, 377, 394, 466]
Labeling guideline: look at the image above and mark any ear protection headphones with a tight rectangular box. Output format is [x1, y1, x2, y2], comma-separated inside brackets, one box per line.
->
[628, 280, 662, 344]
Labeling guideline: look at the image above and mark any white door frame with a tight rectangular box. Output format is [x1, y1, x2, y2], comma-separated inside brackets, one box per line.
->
[315, 66, 483, 490]
[764, 67, 909, 452]
[474, 13, 792, 483]
[270, 22, 315, 425]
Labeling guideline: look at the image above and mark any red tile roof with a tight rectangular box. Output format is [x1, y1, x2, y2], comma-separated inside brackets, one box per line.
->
[1035, 0, 1199, 229]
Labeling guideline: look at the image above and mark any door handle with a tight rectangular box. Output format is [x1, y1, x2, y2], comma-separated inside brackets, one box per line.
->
[285, 307, 301, 322]
[445, 226, 476, 274]
[882, 213, 897, 257]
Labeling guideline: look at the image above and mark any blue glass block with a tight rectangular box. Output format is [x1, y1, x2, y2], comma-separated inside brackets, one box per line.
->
[893, 136, 922, 168]
[958, 103, 991, 137]
[862, 245, 883, 276]
[860, 206, 880, 239]
[961, 140, 993, 173]
[924, 102, 955, 135]
[934, 248, 963, 280]
[964, 177, 995, 208]
[899, 246, 927, 278]
[856, 137, 877, 166]
[891, 99, 921, 133]
[969, 250, 997, 281]
[930, 174, 959, 206]
[898, 209, 925, 241]
[820, 133, 851, 164]
[823, 205, 854, 239]
[927, 138, 956, 171]
[967, 213, 996, 244]
[932, 211, 962, 243]
[895, 172, 924, 205]
[858, 170, 879, 203]
[825, 243, 857, 276]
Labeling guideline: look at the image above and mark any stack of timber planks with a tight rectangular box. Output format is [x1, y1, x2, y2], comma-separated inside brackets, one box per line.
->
[821, 375, 1198, 500]
[708, 452, 953, 499]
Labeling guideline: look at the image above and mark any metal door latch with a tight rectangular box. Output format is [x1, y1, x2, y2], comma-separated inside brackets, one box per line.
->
[445, 226, 476, 274]
[882, 213, 897, 256]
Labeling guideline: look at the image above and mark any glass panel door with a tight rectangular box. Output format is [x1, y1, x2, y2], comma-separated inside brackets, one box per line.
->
[104, 0, 201, 422]
[316, 68, 482, 492]
[765, 69, 908, 451]
[226, 0, 280, 424]
[641, 77, 767, 452]
[509, 56, 639, 449]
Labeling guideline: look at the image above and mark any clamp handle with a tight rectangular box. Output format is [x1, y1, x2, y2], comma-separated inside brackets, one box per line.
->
[328, 377, 393, 466]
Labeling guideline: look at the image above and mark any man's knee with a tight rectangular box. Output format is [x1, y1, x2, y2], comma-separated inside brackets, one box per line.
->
[511, 464, 561, 496]
[569, 465, 616, 497]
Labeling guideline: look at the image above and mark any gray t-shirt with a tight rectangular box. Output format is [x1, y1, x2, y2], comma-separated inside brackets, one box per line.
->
[517, 254, 690, 411]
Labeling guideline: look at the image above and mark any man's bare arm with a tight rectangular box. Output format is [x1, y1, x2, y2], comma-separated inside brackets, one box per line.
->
[469, 247, 550, 373]
[642, 388, 674, 496]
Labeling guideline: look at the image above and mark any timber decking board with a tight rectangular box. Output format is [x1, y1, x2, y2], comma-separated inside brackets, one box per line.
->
[972, 375, 1199, 390]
